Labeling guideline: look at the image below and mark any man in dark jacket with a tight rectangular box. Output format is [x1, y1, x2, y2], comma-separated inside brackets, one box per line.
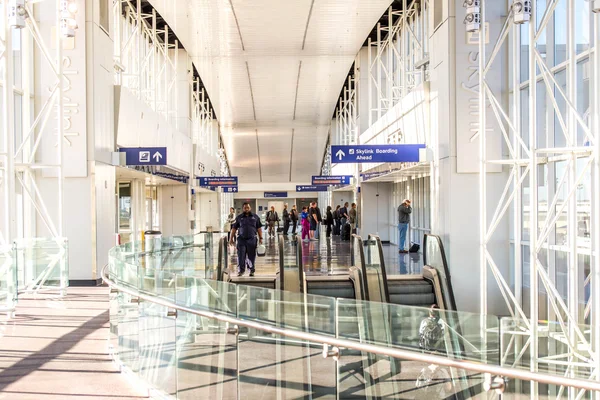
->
[314, 202, 323, 240]
[398, 199, 412, 253]
[282, 203, 290, 236]
[290, 204, 299, 236]
[230, 202, 263, 276]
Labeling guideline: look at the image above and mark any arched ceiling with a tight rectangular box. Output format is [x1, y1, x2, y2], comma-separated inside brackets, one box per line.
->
[148, 0, 393, 183]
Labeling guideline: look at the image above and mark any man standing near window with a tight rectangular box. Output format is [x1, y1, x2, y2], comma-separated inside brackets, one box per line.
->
[397, 199, 412, 253]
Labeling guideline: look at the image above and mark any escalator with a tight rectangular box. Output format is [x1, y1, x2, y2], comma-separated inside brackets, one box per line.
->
[298, 235, 366, 301]
[359, 234, 457, 311]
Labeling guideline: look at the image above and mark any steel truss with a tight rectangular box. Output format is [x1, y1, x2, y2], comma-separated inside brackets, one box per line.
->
[334, 65, 358, 146]
[0, 0, 70, 301]
[113, 0, 217, 155]
[114, 0, 181, 130]
[366, 1, 429, 127]
[477, 1, 600, 398]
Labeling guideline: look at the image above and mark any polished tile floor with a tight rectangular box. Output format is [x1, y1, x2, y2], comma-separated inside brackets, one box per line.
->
[0, 288, 147, 400]
[226, 231, 424, 277]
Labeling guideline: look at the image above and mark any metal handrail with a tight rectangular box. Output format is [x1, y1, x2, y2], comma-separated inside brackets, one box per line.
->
[101, 263, 600, 393]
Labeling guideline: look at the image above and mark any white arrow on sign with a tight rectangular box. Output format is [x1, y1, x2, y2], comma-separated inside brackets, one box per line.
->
[153, 151, 163, 162]
[336, 149, 345, 161]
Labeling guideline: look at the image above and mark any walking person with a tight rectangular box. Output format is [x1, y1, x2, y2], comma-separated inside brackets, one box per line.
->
[301, 206, 310, 242]
[324, 206, 334, 238]
[229, 202, 263, 276]
[282, 203, 290, 236]
[266, 206, 278, 238]
[225, 207, 236, 242]
[398, 199, 412, 253]
[290, 204, 299, 236]
[349, 203, 358, 234]
[333, 205, 341, 235]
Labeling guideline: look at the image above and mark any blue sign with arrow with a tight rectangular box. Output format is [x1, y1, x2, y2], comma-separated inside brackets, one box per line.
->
[120, 147, 167, 166]
[296, 185, 328, 192]
[312, 175, 352, 186]
[331, 144, 425, 163]
[223, 186, 238, 193]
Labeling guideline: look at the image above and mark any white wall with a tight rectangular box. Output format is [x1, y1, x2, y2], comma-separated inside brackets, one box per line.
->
[195, 192, 220, 231]
[360, 182, 392, 242]
[161, 185, 190, 236]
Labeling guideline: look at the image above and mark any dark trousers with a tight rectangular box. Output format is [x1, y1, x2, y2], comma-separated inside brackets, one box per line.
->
[283, 219, 290, 235]
[292, 220, 298, 234]
[326, 224, 332, 237]
[237, 237, 257, 273]
[333, 219, 340, 235]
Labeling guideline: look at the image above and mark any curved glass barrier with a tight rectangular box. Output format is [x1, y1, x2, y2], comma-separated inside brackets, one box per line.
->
[107, 234, 599, 398]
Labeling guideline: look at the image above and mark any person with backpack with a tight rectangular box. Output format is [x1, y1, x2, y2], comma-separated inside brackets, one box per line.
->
[333, 205, 341, 235]
[300, 206, 310, 242]
[290, 204, 299, 236]
[282, 203, 290, 236]
[266, 206, 279, 238]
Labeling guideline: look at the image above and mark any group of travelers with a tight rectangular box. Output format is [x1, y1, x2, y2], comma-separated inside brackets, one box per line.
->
[225, 197, 414, 277]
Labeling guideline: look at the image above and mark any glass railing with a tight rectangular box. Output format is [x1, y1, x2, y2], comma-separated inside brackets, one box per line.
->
[106, 234, 600, 398]
[14, 237, 68, 296]
[0, 245, 17, 314]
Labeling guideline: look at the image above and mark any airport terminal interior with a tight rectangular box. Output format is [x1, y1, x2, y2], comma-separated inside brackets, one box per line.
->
[1, 0, 600, 398]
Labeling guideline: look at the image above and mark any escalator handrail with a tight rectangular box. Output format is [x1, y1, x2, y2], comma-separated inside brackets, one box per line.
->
[367, 234, 391, 303]
[423, 234, 458, 312]
[217, 236, 228, 281]
[351, 234, 369, 301]
[278, 235, 285, 290]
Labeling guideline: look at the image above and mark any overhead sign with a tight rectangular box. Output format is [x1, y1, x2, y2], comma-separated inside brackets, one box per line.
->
[296, 185, 328, 192]
[331, 144, 425, 163]
[312, 175, 352, 186]
[120, 147, 167, 166]
[264, 192, 287, 198]
[198, 176, 238, 187]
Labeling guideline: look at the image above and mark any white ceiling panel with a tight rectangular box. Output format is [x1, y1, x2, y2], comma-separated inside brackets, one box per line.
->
[151, 0, 393, 183]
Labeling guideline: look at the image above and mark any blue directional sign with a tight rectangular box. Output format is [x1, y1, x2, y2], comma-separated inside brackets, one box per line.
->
[331, 144, 425, 163]
[264, 192, 287, 198]
[120, 147, 167, 166]
[198, 176, 238, 187]
[312, 175, 352, 186]
[296, 185, 328, 192]
[223, 186, 238, 193]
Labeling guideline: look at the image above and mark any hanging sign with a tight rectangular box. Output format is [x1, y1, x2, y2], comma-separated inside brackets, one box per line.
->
[120, 147, 167, 166]
[311, 175, 352, 185]
[296, 185, 328, 192]
[330, 144, 425, 163]
[264, 192, 287, 198]
[198, 176, 238, 187]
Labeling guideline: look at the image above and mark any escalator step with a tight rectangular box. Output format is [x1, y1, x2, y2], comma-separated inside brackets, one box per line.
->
[389, 293, 436, 306]
[387, 280, 433, 295]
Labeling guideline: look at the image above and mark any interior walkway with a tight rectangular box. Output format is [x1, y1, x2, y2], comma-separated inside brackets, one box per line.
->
[0, 288, 147, 400]
[226, 232, 423, 276]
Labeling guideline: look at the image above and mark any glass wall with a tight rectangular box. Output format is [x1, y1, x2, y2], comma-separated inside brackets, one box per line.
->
[513, 0, 593, 323]
[392, 176, 431, 248]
